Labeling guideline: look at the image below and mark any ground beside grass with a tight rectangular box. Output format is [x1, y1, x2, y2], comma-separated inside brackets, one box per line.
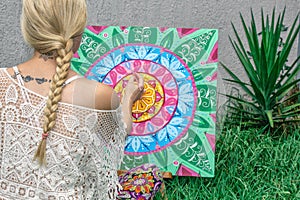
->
[155, 126, 300, 200]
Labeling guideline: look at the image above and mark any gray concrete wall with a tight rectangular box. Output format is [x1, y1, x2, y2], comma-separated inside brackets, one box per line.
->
[0, 0, 299, 105]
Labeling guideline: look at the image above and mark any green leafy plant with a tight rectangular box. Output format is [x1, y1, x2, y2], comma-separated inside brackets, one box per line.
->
[221, 8, 300, 131]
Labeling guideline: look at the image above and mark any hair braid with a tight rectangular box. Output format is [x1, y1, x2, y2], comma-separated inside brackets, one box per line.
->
[34, 39, 74, 165]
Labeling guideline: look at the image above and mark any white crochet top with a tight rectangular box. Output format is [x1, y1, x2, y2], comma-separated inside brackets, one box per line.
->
[0, 67, 127, 200]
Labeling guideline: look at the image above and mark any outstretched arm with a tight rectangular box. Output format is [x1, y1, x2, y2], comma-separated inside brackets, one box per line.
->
[122, 73, 144, 134]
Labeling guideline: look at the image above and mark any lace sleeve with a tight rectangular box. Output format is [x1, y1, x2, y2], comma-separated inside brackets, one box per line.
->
[80, 107, 127, 199]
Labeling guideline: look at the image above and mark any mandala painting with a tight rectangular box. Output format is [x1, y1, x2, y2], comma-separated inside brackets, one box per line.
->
[71, 26, 218, 177]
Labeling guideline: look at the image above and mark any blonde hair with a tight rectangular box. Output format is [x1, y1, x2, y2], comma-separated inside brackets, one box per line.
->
[21, 0, 87, 165]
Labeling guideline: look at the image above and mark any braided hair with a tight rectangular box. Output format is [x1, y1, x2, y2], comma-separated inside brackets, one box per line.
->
[21, 0, 87, 165]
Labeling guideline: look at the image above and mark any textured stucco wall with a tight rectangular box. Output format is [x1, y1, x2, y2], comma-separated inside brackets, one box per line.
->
[0, 0, 299, 105]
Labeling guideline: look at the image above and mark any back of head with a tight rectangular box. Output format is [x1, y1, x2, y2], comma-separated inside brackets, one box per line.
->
[21, 0, 87, 165]
[21, 0, 87, 54]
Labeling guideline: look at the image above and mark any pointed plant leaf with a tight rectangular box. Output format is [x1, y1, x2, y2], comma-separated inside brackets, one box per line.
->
[225, 94, 261, 112]
[265, 110, 274, 128]
[281, 103, 300, 113]
[280, 91, 300, 104]
[223, 78, 251, 86]
[221, 62, 255, 98]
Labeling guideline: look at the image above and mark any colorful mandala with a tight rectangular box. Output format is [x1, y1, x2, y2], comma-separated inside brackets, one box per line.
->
[71, 26, 218, 177]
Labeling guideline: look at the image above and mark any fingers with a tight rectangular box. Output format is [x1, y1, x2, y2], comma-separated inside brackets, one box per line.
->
[130, 72, 144, 91]
[128, 74, 136, 83]
[135, 73, 144, 91]
[124, 72, 145, 103]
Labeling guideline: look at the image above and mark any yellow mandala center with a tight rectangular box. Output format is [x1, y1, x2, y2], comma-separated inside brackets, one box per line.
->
[132, 82, 156, 113]
[115, 73, 164, 122]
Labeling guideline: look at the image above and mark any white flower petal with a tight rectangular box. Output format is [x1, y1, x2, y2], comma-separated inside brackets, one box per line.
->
[167, 125, 179, 138]
[172, 71, 186, 79]
[178, 101, 188, 114]
[144, 53, 159, 60]
[170, 60, 181, 71]
[114, 54, 123, 65]
[158, 129, 167, 141]
[126, 51, 139, 59]
[180, 83, 193, 95]
[138, 46, 147, 58]
[102, 56, 114, 68]
[131, 137, 141, 152]
[96, 65, 110, 75]
[170, 117, 185, 126]
[161, 56, 169, 68]
[180, 94, 194, 102]
[139, 136, 154, 143]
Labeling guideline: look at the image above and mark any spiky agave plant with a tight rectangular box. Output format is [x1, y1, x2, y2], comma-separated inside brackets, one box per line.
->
[221, 8, 300, 132]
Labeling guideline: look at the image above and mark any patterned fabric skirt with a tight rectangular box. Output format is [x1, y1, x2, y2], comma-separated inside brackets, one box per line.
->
[117, 164, 163, 200]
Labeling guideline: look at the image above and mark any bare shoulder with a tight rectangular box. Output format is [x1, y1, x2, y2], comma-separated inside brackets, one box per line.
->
[94, 81, 120, 110]
[4, 66, 14, 75]
[69, 77, 120, 110]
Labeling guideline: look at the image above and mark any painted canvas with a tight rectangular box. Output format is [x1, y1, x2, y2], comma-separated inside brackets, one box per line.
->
[71, 26, 218, 177]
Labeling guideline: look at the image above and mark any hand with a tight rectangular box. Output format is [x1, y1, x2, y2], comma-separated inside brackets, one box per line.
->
[124, 72, 144, 103]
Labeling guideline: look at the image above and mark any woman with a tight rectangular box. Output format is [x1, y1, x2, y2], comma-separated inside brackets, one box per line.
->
[0, 0, 162, 199]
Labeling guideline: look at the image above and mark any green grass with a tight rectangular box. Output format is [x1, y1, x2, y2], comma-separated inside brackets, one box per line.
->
[154, 126, 300, 200]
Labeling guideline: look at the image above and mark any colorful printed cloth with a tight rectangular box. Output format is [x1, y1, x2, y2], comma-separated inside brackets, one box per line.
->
[117, 164, 163, 200]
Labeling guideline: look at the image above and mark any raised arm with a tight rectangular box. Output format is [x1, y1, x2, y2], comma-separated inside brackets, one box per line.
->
[86, 72, 143, 134]
[122, 73, 144, 134]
